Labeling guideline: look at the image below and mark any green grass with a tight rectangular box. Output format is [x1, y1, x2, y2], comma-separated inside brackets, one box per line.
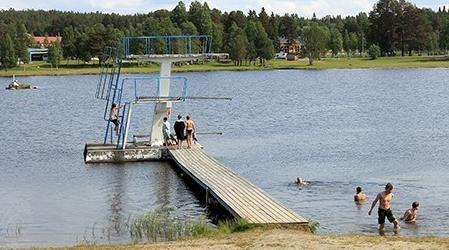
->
[128, 210, 257, 243]
[216, 218, 258, 234]
[1, 55, 449, 77]
[307, 220, 320, 234]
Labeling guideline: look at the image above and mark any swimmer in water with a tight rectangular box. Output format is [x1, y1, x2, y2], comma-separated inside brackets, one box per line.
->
[295, 177, 308, 185]
[400, 201, 419, 223]
[354, 186, 367, 203]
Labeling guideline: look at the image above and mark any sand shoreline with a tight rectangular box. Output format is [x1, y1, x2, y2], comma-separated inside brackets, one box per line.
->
[45, 228, 449, 250]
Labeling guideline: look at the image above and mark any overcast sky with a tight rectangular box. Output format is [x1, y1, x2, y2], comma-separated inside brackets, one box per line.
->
[0, 0, 447, 18]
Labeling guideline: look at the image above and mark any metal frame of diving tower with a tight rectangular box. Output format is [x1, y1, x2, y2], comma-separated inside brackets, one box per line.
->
[146, 55, 198, 146]
[84, 35, 225, 163]
[124, 35, 212, 147]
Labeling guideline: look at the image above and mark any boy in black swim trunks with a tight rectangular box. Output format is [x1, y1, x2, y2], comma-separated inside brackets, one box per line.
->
[368, 183, 400, 235]
[110, 103, 120, 136]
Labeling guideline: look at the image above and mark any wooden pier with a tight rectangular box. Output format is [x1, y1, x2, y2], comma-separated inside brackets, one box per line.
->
[169, 148, 307, 226]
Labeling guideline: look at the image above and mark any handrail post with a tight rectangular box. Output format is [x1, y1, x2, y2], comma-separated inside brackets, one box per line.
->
[122, 103, 132, 149]
[189, 36, 192, 54]
[205, 187, 209, 205]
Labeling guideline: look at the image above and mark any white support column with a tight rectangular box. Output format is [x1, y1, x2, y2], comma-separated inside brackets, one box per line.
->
[148, 56, 201, 146]
[122, 103, 133, 149]
[150, 59, 173, 146]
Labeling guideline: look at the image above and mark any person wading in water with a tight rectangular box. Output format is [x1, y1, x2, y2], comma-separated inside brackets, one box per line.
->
[368, 183, 400, 235]
[354, 186, 367, 203]
[400, 201, 419, 223]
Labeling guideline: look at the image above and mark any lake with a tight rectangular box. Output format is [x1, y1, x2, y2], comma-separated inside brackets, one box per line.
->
[1, 68, 449, 247]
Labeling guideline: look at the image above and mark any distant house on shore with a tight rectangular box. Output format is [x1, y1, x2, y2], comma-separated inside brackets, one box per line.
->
[278, 37, 302, 54]
[32, 36, 62, 48]
[28, 35, 62, 62]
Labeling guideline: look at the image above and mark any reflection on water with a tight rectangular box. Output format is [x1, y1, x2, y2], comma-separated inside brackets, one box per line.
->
[2, 69, 449, 246]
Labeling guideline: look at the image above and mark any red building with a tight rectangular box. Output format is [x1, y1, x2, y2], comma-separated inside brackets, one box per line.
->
[32, 36, 62, 48]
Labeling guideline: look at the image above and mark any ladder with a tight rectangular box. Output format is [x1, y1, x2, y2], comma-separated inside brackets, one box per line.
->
[116, 102, 132, 149]
[95, 47, 124, 145]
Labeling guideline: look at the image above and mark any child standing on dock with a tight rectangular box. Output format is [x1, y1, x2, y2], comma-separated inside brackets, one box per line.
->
[174, 115, 185, 149]
[185, 115, 195, 149]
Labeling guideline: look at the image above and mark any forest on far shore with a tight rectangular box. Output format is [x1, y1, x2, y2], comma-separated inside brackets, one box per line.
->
[1, 0, 449, 68]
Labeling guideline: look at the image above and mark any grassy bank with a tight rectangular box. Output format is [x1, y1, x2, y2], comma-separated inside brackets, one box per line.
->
[1, 56, 449, 77]
[50, 227, 449, 250]
[18, 210, 449, 249]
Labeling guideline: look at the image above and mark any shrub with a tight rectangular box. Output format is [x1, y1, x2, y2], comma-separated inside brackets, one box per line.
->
[368, 44, 381, 60]
[308, 220, 320, 234]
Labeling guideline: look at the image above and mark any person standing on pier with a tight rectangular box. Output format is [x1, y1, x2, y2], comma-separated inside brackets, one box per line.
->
[162, 117, 171, 146]
[185, 115, 196, 149]
[174, 115, 185, 149]
[368, 183, 400, 235]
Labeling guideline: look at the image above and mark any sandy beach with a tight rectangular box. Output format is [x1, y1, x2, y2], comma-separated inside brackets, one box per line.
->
[68, 228, 449, 250]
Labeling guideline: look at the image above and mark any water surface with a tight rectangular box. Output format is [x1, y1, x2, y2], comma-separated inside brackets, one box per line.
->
[1, 68, 449, 246]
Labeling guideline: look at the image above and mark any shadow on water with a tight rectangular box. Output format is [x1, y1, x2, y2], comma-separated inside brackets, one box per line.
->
[106, 166, 126, 241]
[168, 159, 234, 224]
[78, 159, 234, 245]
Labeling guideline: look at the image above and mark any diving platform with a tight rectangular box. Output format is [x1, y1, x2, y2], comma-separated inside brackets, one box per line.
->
[84, 143, 169, 163]
[169, 148, 307, 226]
[122, 53, 228, 62]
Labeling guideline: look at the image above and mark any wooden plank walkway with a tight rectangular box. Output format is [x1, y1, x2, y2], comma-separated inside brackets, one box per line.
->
[169, 148, 307, 225]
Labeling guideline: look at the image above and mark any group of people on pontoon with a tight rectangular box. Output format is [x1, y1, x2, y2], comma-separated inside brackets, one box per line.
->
[163, 114, 196, 149]
[110, 104, 196, 149]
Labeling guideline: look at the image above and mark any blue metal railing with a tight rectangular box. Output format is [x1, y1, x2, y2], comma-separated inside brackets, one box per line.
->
[123, 35, 211, 57]
[95, 47, 124, 144]
[95, 47, 121, 100]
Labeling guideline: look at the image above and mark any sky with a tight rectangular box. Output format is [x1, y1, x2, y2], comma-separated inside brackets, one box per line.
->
[0, 0, 447, 18]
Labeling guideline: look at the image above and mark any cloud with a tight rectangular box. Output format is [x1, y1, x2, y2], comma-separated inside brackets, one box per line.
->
[0, 0, 440, 16]
[215, 0, 380, 17]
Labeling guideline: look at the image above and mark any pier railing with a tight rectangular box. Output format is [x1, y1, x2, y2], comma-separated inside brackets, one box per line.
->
[122, 35, 212, 59]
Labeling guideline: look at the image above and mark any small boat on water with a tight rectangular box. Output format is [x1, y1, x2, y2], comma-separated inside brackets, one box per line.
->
[5, 75, 37, 90]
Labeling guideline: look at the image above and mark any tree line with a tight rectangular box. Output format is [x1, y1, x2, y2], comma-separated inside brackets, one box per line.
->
[0, 0, 449, 69]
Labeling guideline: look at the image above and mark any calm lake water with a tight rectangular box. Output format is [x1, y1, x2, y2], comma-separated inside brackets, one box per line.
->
[1, 68, 449, 247]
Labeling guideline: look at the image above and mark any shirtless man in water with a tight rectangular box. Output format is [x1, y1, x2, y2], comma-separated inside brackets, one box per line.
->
[368, 183, 400, 235]
[354, 186, 367, 202]
[400, 201, 419, 223]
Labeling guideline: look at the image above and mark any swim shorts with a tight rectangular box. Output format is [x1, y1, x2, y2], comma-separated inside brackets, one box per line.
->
[110, 119, 119, 126]
[378, 208, 396, 224]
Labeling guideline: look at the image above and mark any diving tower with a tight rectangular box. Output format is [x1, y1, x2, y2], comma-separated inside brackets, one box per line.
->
[85, 35, 229, 163]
